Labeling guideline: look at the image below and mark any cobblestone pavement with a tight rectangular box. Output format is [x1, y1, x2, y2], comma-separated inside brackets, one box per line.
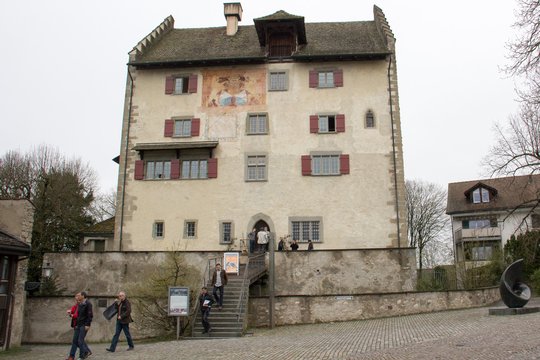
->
[6, 300, 540, 359]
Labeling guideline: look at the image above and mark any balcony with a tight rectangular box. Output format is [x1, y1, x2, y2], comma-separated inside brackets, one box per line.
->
[454, 227, 501, 242]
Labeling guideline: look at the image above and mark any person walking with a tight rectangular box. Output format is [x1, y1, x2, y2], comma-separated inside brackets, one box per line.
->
[248, 228, 257, 254]
[211, 263, 228, 310]
[76, 291, 93, 359]
[257, 227, 269, 252]
[66, 292, 81, 360]
[199, 287, 215, 334]
[106, 291, 134, 353]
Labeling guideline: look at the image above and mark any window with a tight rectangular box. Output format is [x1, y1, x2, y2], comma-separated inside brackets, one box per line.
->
[247, 114, 268, 134]
[462, 218, 497, 229]
[290, 217, 322, 242]
[184, 220, 197, 239]
[165, 74, 198, 94]
[269, 71, 288, 91]
[220, 221, 234, 244]
[268, 33, 295, 57]
[302, 154, 349, 176]
[309, 69, 343, 88]
[164, 118, 200, 138]
[174, 119, 192, 137]
[146, 161, 171, 180]
[472, 188, 490, 203]
[319, 115, 335, 133]
[182, 160, 208, 179]
[153, 221, 164, 239]
[310, 114, 345, 133]
[365, 110, 375, 128]
[246, 154, 267, 181]
[463, 240, 500, 261]
[312, 155, 339, 175]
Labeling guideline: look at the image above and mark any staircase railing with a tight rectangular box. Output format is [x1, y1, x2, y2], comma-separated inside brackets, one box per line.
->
[236, 253, 266, 323]
[190, 256, 219, 336]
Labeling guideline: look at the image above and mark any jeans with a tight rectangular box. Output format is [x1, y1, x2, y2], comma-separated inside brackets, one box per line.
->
[109, 319, 134, 351]
[201, 308, 211, 332]
[213, 286, 224, 307]
[69, 328, 79, 357]
[77, 326, 91, 356]
[249, 239, 255, 254]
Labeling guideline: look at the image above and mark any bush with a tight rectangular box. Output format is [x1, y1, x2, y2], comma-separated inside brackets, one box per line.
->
[530, 268, 540, 295]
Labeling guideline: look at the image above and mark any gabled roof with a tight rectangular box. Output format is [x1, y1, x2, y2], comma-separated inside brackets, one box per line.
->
[447, 174, 540, 215]
[129, 9, 391, 68]
[0, 230, 31, 256]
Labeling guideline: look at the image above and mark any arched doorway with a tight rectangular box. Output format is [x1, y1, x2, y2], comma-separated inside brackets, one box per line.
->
[254, 220, 270, 233]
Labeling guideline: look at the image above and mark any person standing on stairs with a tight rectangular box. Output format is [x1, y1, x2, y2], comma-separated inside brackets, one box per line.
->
[211, 263, 228, 310]
[199, 287, 215, 334]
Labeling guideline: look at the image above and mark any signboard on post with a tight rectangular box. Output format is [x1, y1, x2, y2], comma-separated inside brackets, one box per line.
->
[223, 252, 240, 274]
[168, 286, 189, 316]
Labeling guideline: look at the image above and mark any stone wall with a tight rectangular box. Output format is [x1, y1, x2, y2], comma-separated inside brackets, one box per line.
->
[248, 287, 500, 327]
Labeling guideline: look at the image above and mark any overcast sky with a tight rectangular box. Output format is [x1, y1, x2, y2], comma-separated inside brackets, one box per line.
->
[0, 0, 520, 193]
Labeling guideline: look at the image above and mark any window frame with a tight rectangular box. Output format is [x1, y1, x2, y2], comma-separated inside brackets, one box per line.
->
[365, 110, 376, 128]
[472, 187, 490, 203]
[145, 160, 172, 180]
[245, 153, 268, 182]
[153, 221, 165, 239]
[181, 159, 208, 179]
[318, 71, 335, 88]
[289, 216, 323, 243]
[318, 115, 337, 133]
[219, 221, 234, 244]
[173, 118, 192, 137]
[268, 70, 289, 91]
[183, 220, 198, 239]
[246, 113, 269, 135]
[311, 152, 341, 176]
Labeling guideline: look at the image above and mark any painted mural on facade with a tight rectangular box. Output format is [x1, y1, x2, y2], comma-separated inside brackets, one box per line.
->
[202, 69, 266, 108]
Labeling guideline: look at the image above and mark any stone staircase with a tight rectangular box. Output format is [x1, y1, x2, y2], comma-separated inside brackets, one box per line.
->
[192, 270, 249, 338]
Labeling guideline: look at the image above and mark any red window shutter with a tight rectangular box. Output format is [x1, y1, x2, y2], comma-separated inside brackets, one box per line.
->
[301, 155, 312, 176]
[334, 69, 343, 87]
[309, 115, 319, 133]
[336, 114, 345, 132]
[164, 119, 174, 137]
[191, 118, 200, 136]
[188, 74, 198, 93]
[165, 76, 175, 94]
[309, 70, 318, 88]
[340, 154, 350, 174]
[170, 159, 180, 179]
[134, 160, 144, 180]
[207, 158, 218, 178]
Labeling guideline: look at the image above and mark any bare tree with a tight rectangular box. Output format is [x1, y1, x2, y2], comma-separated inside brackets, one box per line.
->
[506, 0, 540, 77]
[485, 101, 540, 177]
[88, 188, 116, 222]
[405, 180, 451, 271]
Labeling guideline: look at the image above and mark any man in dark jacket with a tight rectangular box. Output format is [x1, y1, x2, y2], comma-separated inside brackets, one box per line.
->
[76, 291, 93, 359]
[199, 287, 215, 334]
[211, 263, 228, 310]
[106, 291, 134, 352]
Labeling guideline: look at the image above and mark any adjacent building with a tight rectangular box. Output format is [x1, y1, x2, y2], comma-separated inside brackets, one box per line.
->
[447, 174, 540, 268]
[114, 3, 407, 255]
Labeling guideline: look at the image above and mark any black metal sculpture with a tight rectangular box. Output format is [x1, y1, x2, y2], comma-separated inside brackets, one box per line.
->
[500, 259, 531, 308]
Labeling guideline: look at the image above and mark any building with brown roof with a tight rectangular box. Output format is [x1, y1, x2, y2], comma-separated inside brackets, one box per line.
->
[447, 174, 540, 268]
[114, 3, 407, 255]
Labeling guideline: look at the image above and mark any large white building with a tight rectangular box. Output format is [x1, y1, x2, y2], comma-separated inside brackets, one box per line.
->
[112, 3, 407, 253]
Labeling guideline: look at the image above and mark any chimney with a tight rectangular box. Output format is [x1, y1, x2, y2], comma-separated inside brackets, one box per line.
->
[224, 3, 243, 36]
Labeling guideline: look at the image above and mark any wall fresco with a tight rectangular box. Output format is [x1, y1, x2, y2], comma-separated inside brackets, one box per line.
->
[202, 69, 266, 108]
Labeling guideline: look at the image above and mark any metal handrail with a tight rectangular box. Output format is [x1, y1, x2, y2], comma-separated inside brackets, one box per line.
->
[236, 253, 266, 323]
[190, 256, 219, 336]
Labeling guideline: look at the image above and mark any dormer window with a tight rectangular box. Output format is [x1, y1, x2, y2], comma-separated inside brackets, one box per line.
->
[269, 32, 294, 57]
[472, 187, 490, 203]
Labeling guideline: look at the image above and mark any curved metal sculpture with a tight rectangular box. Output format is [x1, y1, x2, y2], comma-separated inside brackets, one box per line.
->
[500, 259, 531, 308]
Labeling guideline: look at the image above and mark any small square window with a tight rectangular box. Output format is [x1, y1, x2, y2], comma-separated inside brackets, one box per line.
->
[174, 76, 189, 94]
[269, 71, 288, 91]
[318, 115, 336, 133]
[174, 119, 192, 137]
[318, 71, 334, 88]
[247, 114, 268, 135]
[153, 221, 164, 239]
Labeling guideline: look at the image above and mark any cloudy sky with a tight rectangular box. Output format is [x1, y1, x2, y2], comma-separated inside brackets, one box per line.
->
[0, 0, 520, 193]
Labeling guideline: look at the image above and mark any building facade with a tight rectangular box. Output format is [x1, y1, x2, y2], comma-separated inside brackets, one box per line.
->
[447, 174, 540, 268]
[114, 3, 407, 253]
